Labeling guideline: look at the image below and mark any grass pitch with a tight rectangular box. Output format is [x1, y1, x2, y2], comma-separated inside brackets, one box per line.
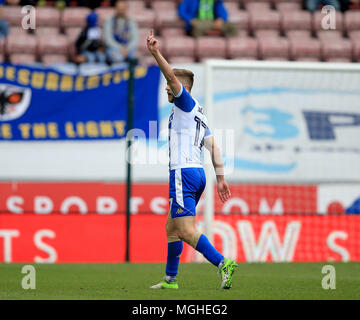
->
[1, 263, 359, 300]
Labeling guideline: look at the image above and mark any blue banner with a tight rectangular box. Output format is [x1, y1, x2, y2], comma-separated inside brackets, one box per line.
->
[0, 63, 160, 140]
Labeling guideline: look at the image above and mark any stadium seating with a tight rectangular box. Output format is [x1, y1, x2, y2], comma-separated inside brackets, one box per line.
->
[259, 37, 290, 61]
[227, 37, 258, 60]
[1, 1, 358, 65]
[61, 7, 91, 28]
[9, 53, 37, 64]
[344, 11, 360, 35]
[321, 38, 353, 62]
[163, 36, 195, 59]
[7, 34, 37, 55]
[281, 10, 312, 35]
[38, 34, 69, 56]
[353, 39, 360, 62]
[290, 37, 321, 61]
[196, 37, 227, 61]
[161, 28, 185, 38]
[95, 7, 115, 25]
[250, 10, 281, 35]
[36, 7, 61, 28]
[2, 5, 22, 26]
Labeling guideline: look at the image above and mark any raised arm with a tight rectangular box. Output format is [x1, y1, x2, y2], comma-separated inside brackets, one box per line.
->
[146, 29, 182, 96]
[204, 136, 231, 203]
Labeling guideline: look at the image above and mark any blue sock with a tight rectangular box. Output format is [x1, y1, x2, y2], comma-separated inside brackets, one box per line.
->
[165, 241, 183, 279]
[195, 234, 224, 267]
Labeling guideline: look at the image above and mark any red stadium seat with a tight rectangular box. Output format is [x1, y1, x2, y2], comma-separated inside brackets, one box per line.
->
[254, 29, 280, 39]
[161, 28, 185, 38]
[41, 54, 68, 66]
[155, 8, 184, 29]
[129, 9, 155, 29]
[259, 37, 289, 60]
[290, 38, 321, 61]
[0, 37, 4, 53]
[326, 57, 352, 62]
[285, 30, 312, 41]
[196, 37, 227, 60]
[250, 10, 280, 34]
[316, 30, 343, 42]
[35, 27, 60, 36]
[163, 36, 195, 58]
[62, 7, 91, 28]
[3, 5, 22, 26]
[295, 57, 320, 62]
[223, 1, 240, 12]
[321, 38, 352, 62]
[6, 34, 37, 54]
[95, 7, 115, 26]
[228, 9, 249, 27]
[127, 0, 146, 11]
[344, 11, 360, 34]
[8, 27, 28, 36]
[9, 53, 36, 64]
[353, 39, 360, 62]
[38, 34, 69, 55]
[36, 7, 61, 27]
[65, 27, 83, 41]
[168, 56, 196, 64]
[281, 10, 312, 32]
[349, 30, 360, 41]
[275, 2, 302, 14]
[227, 37, 258, 59]
[244, 2, 271, 12]
[152, 1, 176, 11]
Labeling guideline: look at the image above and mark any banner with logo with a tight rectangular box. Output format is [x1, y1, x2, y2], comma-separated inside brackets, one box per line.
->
[1, 213, 359, 263]
[1, 181, 360, 215]
[0, 63, 160, 140]
[158, 63, 360, 182]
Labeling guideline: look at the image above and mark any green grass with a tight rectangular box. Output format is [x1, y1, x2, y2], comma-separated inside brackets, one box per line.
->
[0, 263, 359, 300]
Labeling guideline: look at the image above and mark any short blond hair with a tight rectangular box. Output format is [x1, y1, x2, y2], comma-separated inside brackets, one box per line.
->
[173, 68, 194, 91]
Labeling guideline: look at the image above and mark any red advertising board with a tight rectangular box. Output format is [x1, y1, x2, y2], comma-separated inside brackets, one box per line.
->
[0, 182, 317, 214]
[1, 214, 359, 263]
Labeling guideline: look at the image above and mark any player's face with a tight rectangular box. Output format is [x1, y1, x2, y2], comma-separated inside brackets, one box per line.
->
[166, 84, 174, 103]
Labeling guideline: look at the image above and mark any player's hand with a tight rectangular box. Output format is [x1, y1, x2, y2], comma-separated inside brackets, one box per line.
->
[147, 29, 159, 55]
[217, 179, 231, 203]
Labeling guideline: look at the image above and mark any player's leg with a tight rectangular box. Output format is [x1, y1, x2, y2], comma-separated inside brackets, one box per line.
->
[165, 209, 183, 283]
[150, 171, 182, 289]
[176, 168, 238, 289]
[150, 210, 182, 289]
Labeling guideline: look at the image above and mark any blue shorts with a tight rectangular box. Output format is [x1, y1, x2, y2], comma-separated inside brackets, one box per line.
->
[169, 167, 206, 219]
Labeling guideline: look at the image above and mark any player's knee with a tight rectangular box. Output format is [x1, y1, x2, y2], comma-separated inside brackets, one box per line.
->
[177, 228, 195, 244]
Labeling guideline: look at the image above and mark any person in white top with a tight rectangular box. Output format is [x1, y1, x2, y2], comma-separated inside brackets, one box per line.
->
[146, 30, 237, 290]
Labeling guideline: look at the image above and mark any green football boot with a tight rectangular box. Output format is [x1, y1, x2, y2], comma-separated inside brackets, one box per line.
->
[219, 259, 238, 289]
[150, 277, 179, 289]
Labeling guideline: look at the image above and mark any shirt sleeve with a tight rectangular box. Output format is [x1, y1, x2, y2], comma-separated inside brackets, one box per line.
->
[204, 126, 212, 138]
[173, 85, 196, 112]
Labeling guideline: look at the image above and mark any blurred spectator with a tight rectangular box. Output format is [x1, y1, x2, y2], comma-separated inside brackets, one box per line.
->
[178, 0, 238, 38]
[104, 0, 139, 64]
[74, 12, 105, 64]
[340, 0, 360, 11]
[305, 0, 341, 12]
[0, 0, 9, 40]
